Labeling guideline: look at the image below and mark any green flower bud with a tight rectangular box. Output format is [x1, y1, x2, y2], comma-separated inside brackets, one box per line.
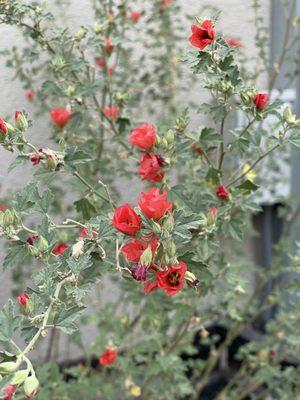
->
[5, 122, 15, 135]
[11, 369, 29, 385]
[64, 85, 76, 97]
[37, 236, 49, 252]
[24, 375, 39, 398]
[152, 221, 162, 235]
[165, 130, 174, 146]
[93, 22, 104, 34]
[140, 246, 153, 267]
[166, 241, 176, 258]
[74, 26, 87, 41]
[27, 245, 40, 257]
[0, 361, 19, 374]
[162, 217, 174, 234]
[15, 111, 28, 132]
[52, 56, 65, 70]
[2, 210, 14, 227]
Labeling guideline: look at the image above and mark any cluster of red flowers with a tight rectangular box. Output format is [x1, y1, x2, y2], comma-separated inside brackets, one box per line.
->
[129, 123, 166, 182]
[112, 186, 188, 296]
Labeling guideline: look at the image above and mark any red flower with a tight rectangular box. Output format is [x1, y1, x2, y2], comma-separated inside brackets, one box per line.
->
[103, 106, 119, 121]
[108, 66, 114, 74]
[18, 293, 29, 306]
[104, 38, 114, 54]
[26, 234, 38, 246]
[268, 350, 275, 358]
[129, 123, 156, 150]
[26, 91, 35, 101]
[253, 93, 269, 110]
[0, 117, 7, 136]
[189, 20, 215, 50]
[227, 38, 242, 47]
[80, 227, 97, 239]
[216, 185, 229, 200]
[138, 187, 172, 221]
[0, 204, 6, 212]
[96, 58, 105, 68]
[99, 348, 117, 365]
[1, 384, 18, 400]
[144, 261, 187, 296]
[129, 11, 141, 22]
[112, 204, 142, 236]
[138, 153, 165, 182]
[192, 143, 203, 154]
[30, 155, 41, 166]
[160, 0, 173, 10]
[121, 236, 158, 262]
[53, 243, 68, 256]
[51, 108, 72, 127]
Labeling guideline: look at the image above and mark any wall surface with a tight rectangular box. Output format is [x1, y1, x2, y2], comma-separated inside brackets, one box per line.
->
[0, 0, 270, 361]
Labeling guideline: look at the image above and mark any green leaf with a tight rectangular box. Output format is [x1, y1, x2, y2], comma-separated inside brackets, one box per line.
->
[8, 155, 28, 172]
[12, 183, 53, 213]
[236, 180, 259, 192]
[3, 242, 28, 270]
[173, 210, 203, 243]
[54, 305, 86, 334]
[0, 300, 21, 342]
[74, 198, 97, 220]
[64, 147, 92, 169]
[205, 167, 220, 185]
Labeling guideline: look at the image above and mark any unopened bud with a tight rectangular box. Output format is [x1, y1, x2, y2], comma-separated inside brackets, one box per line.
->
[14, 111, 28, 131]
[165, 129, 174, 146]
[72, 240, 84, 258]
[11, 370, 29, 385]
[207, 206, 218, 225]
[162, 217, 174, 234]
[166, 241, 176, 257]
[74, 26, 87, 41]
[37, 236, 49, 252]
[140, 246, 153, 267]
[152, 221, 162, 235]
[24, 375, 39, 398]
[0, 362, 19, 374]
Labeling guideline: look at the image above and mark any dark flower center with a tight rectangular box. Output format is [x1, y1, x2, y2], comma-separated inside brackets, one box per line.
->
[168, 272, 180, 286]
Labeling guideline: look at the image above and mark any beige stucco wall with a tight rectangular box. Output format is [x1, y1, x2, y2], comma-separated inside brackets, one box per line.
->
[0, 0, 270, 361]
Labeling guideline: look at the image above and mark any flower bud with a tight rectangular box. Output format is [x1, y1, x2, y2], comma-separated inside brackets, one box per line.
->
[207, 206, 218, 225]
[0, 362, 19, 374]
[93, 22, 104, 34]
[131, 264, 148, 281]
[162, 217, 174, 234]
[24, 375, 39, 398]
[140, 246, 153, 267]
[166, 241, 176, 257]
[74, 26, 87, 41]
[165, 129, 174, 146]
[152, 221, 162, 235]
[18, 293, 32, 315]
[4, 122, 15, 135]
[283, 106, 300, 127]
[72, 240, 84, 258]
[11, 369, 29, 385]
[37, 236, 49, 252]
[14, 111, 28, 132]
